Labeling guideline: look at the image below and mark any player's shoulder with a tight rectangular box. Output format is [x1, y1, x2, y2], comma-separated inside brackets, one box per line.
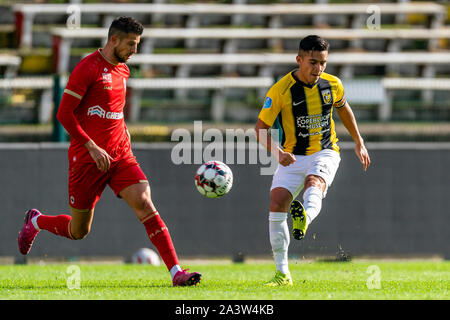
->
[121, 63, 130, 76]
[73, 50, 102, 74]
[270, 71, 296, 96]
[320, 72, 344, 87]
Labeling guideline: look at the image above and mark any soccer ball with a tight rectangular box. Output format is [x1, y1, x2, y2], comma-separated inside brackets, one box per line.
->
[131, 248, 161, 266]
[195, 160, 233, 198]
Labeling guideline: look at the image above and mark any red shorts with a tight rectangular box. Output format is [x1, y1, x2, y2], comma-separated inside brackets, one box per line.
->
[68, 155, 147, 211]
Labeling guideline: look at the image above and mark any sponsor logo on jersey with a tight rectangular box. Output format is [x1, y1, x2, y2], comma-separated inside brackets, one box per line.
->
[296, 113, 331, 137]
[263, 97, 272, 109]
[87, 105, 105, 118]
[102, 72, 112, 83]
[293, 99, 305, 106]
[87, 105, 123, 120]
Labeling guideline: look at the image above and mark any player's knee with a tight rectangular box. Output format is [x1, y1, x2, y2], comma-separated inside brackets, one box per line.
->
[70, 226, 90, 240]
[270, 192, 292, 212]
[270, 188, 292, 212]
[304, 175, 326, 191]
[134, 194, 154, 215]
[270, 201, 288, 213]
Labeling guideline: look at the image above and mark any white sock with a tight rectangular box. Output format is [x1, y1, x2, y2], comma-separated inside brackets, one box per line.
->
[269, 212, 290, 275]
[170, 264, 182, 279]
[303, 187, 323, 225]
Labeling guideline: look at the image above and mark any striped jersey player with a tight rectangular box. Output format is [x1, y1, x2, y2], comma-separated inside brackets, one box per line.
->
[259, 71, 346, 156]
[255, 35, 371, 286]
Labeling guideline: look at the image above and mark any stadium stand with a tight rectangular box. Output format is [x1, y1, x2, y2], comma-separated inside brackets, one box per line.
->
[1, 0, 449, 126]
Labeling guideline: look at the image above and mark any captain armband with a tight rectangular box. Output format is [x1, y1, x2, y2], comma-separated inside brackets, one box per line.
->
[333, 97, 346, 108]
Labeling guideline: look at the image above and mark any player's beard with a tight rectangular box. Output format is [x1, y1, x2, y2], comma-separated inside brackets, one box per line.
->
[113, 48, 129, 63]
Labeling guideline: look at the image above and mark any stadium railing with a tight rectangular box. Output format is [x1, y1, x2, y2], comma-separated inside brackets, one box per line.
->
[126, 76, 273, 122]
[0, 54, 22, 78]
[49, 21, 449, 119]
[14, 2, 446, 48]
[380, 77, 450, 121]
[0, 77, 53, 123]
[0, 75, 274, 123]
[126, 52, 450, 92]
[51, 26, 450, 74]
[125, 52, 450, 67]
[3, 75, 449, 123]
[95, 51, 449, 122]
[127, 76, 450, 123]
[8, 2, 449, 123]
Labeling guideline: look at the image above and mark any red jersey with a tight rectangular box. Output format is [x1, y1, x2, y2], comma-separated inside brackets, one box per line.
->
[58, 49, 131, 164]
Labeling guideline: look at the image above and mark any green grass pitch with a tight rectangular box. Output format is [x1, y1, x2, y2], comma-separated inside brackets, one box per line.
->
[0, 261, 448, 300]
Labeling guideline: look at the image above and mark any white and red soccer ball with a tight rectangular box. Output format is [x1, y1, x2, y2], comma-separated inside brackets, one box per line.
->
[131, 248, 161, 266]
[195, 160, 233, 198]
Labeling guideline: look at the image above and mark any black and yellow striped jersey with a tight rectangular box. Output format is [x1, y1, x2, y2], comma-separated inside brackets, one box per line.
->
[258, 70, 346, 156]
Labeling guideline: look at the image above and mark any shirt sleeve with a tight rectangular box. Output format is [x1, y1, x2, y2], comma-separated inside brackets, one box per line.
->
[258, 85, 283, 127]
[64, 59, 97, 99]
[56, 92, 91, 145]
[333, 78, 346, 108]
[56, 60, 97, 145]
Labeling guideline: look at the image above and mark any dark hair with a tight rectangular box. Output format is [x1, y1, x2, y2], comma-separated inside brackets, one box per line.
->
[108, 16, 144, 39]
[298, 35, 329, 54]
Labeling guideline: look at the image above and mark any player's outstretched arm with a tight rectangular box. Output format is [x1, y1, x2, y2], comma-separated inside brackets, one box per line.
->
[336, 103, 371, 171]
[255, 118, 296, 167]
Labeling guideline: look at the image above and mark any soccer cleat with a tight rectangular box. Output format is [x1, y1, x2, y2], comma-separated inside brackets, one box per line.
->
[18, 209, 41, 255]
[290, 200, 308, 240]
[172, 269, 202, 287]
[264, 271, 293, 287]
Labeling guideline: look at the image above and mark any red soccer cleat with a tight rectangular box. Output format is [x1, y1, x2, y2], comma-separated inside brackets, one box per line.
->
[18, 209, 41, 255]
[172, 269, 202, 287]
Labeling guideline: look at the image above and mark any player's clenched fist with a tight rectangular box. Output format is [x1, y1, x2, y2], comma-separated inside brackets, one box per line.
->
[278, 150, 296, 167]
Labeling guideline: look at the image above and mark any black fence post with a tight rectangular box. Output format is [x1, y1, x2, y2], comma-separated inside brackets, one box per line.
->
[52, 74, 66, 142]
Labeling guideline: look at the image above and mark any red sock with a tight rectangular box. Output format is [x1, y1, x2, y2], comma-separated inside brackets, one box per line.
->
[37, 214, 73, 239]
[142, 211, 179, 271]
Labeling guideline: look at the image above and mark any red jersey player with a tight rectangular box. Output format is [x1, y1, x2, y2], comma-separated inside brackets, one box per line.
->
[18, 16, 201, 287]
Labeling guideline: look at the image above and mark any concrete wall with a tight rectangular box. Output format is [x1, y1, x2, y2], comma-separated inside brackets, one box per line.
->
[1, 142, 449, 260]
